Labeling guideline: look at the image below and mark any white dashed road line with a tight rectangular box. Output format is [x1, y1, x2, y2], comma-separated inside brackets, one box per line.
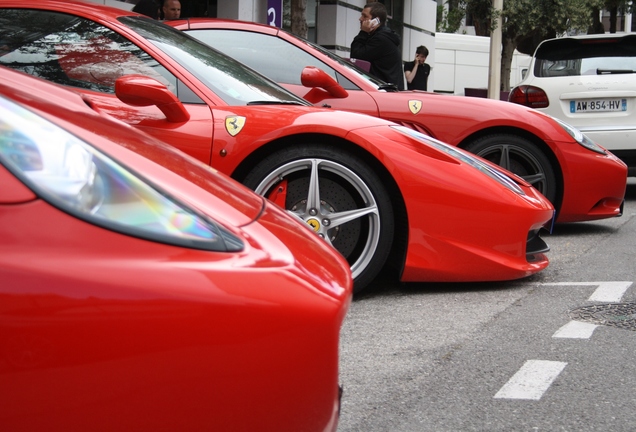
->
[544, 281, 633, 339]
[588, 281, 632, 302]
[552, 320, 598, 339]
[542, 281, 633, 302]
[495, 281, 634, 400]
[494, 360, 567, 400]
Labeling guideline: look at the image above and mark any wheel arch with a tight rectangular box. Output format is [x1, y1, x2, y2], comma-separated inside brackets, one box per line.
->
[231, 133, 410, 280]
[458, 126, 565, 214]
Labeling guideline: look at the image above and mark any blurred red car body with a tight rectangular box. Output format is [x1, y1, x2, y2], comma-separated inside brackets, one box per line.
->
[171, 18, 627, 224]
[0, 1, 555, 292]
[0, 66, 352, 431]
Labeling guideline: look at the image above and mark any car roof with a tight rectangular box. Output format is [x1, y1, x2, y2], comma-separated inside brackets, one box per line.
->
[174, 17, 280, 34]
[0, 0, 133, 17]
[546, 32, 635, 40]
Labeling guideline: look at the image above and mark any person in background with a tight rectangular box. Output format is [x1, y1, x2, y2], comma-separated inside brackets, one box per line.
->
[161, 0, 181, 20]
[404, 45, 430, 91]
[350, 2, 404, 90]
[132, 0, 159, 19]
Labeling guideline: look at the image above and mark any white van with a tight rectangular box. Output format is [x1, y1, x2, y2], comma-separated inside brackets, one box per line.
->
[434, 32, 531, 96]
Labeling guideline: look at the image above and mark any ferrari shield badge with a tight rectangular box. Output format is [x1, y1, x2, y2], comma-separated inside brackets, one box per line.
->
[408, 100, 422, 115]
[225, 116, 246, 136]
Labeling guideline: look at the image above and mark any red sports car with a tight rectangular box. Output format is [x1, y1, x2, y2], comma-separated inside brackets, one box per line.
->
[170, 18, 628, 224]
[0, 1, 555, 292]
[0, 66, 351, 431]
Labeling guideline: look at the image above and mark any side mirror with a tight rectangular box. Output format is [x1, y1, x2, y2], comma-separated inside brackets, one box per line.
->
[300, 66, 348, 103]
[115, 75, 190, 123]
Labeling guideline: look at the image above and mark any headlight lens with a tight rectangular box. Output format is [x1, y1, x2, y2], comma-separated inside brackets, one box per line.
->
[392, 125, 525, 195]
[0, 96, 242, 252]
[550, 116, 606, 154]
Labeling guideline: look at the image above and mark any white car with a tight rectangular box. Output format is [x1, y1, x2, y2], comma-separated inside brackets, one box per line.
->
[509, 33, 636, 175]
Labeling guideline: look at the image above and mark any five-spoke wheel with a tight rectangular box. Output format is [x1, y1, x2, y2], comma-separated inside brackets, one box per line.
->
[244, 145, 394, 292]
[465, 134, 557, 205]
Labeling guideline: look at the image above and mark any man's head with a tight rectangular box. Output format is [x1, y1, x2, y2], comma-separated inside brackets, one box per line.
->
[162, 0, 181, 20]
[360, 2, 388, 26]
[416, 45, 429, 63]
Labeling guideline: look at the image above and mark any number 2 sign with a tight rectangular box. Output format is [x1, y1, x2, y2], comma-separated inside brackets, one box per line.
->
[268, 0, 282, 28]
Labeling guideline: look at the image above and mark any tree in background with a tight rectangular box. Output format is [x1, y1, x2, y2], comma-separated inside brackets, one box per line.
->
[291, 0, 308, 39]
[437, 0, 465, 33]
[500, 0, 597, 91]
[602, 0, 635, 33]
[283, 0, 308, 39]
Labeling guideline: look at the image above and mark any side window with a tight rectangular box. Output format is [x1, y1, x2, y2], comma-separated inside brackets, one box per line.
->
[0, 9, 176, 94]
[191, 29, 345, 87]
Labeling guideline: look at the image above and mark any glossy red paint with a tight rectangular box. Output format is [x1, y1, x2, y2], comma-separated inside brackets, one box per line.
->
[171, 18, 627, 224]
[0, 66, 351, 431]
[0, 1, 554, 292]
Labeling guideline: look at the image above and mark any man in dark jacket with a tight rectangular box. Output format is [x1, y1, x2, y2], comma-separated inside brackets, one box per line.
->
[351, 2, 404, 90]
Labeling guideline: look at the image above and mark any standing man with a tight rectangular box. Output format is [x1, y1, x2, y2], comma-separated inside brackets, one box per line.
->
[161, 0, 181, 20]
[351, 2, 404, 90]
[404, 45, 431, 91]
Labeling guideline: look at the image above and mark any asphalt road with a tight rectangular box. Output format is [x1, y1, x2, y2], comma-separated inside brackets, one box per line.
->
[337, 178, 636, 432]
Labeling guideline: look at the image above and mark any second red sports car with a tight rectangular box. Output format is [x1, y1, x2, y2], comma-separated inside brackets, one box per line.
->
[171, 18, 628, 224]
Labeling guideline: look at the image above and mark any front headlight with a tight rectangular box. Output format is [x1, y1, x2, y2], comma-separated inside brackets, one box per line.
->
[0, 96, 242, 252]
[391, 125, 525, 195]
[550, 116, 607, 154]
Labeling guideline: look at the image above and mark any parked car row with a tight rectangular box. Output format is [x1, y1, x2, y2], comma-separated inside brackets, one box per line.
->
[0, 0, 628, 430]
[169, 18, 627, 223]
[0, 1, 564, 291]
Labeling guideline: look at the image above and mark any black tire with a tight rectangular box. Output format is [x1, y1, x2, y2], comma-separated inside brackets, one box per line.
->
[465, 134, 557, 204]
[243, 144, 394, 293]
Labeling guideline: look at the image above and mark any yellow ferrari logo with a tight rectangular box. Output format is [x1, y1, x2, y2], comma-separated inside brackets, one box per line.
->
[307, 218, 321, 232]
[225, 116, 246, 136]
[408, 100, 422, 115]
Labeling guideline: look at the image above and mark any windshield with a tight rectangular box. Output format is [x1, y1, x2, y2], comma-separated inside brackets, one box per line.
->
[0, 10, 308, 107]
[186, 25, 391, 91]
[534, 35, 636, 77]
[119, 17, 309, 106]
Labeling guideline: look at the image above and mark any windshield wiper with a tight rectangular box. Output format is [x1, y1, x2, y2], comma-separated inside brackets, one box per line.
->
[597, 69, 635, 74]
[246, 100, 307, 106]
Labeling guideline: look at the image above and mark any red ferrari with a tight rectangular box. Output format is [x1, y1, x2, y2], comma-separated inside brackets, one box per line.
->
[0, 1, 555, 292]
[0, 66, 352, 431]
[170, 18, 628, 224]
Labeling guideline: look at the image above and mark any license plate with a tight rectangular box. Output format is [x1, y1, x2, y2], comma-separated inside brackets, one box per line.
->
[570, 99, 627, 113]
